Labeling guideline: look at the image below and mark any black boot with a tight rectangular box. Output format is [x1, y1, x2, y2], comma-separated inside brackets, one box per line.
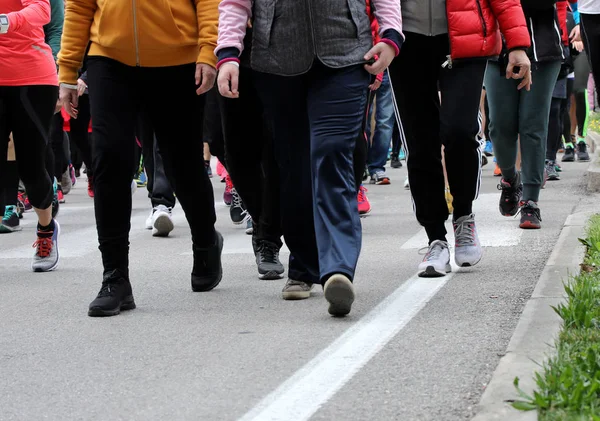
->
[191, 231, 224, 292]
[88, 269, 136, 317]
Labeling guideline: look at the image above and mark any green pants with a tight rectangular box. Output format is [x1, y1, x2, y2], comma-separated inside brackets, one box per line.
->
[484, 60, 561, 202]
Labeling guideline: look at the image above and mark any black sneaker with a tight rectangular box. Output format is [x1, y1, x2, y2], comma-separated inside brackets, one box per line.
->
[0, 205, 22, 233]
[546, 160, 560, 181]
[562, 145, 575, 162]
[230, 189, 249, 225]
[577, 141, 590, 162]
[88, 270, 136, 317]
[497, 172, 523, 217]
[191, 231, 224, 292]
[390, 154, 402, 169]
[519, 200, 542, 229]
[256, 240, 285, 280]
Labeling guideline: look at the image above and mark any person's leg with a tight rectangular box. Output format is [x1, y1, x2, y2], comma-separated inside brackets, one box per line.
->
[142, 64, 219, 291]
[307, 63, 369, 281]
[562, 78, 574, 148]
[388, 32, 446, 244]
[87, 57, 138, 282]
[367, 70, 394, 182]
[546, 97, 562, 163]
[518, 61, 562, 202]
[255, 71, 320, 286]
[581, 14, 600, 89]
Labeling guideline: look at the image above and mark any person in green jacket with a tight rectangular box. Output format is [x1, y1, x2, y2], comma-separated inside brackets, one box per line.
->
[44, 0, 64, 66]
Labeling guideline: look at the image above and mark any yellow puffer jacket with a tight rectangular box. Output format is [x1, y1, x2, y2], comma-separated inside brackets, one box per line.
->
[58, 0, 218, 85]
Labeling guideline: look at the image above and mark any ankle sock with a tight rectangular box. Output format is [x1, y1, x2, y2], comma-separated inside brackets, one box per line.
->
[37, 219, 55, 238]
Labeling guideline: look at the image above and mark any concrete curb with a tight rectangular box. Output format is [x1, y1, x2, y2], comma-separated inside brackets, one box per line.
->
[587, 132, 600, 193]
[471, 211, 591, 421]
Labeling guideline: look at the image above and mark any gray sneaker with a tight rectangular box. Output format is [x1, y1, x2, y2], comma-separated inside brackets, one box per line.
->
[546, 161, 560, 181]
[453, 213, 482, 267]
[324, 274, 355, 317]
[370, 170, 390, 185]
[418, 240, 451, 277]
[282, 279, 313, 300]
[31, 220, 60, 272]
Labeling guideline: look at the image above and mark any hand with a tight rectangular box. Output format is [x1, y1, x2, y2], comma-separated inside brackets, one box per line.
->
[364, 42, 396, 75]
[54, 100, 62, 114]
[573, 40, 584, 53]
[369, 78, 382, 91]
[217, 63, 240, 99]
[570, 25, 581, 42]
[76, 78, 87, 97]
[59, 84, 79, 118]
[506, 50, 532, 91]
[195, 63, 217, 95]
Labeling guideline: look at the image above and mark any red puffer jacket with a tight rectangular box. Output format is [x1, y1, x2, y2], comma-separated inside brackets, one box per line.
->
[447, 0, 531, 60]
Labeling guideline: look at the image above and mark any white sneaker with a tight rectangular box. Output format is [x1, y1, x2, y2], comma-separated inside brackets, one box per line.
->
[151, 205, 174, 237]
[131, 179, 137, 197]
[418, 240, 451, 277]
[404, 176, 410, 190]
[453, 213, 482, 267]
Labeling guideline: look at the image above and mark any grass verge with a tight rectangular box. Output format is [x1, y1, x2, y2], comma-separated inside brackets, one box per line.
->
[513, 214, 600, 420]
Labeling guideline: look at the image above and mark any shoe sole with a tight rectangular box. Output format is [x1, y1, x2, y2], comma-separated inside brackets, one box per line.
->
[374, 179, 391, 185]
[231, 214, 251, 226]
[0, 224, 22, 233]
[191, 233, 224, 292]
[561, 157, 575, 162]
[520, 221, 541, 229]
[32, 220, 60, 273]
[152, 213, 174, 237]
[88, 298, 136, 317]
[577, 158, 591, 162]
[359, 208, 371, 217]
[324, 275, 355, 317]
[282, 290, 311, 300]
[548, 175, 560, 181]
[259, 270, 285, 280]
[418, 265, 451, 278]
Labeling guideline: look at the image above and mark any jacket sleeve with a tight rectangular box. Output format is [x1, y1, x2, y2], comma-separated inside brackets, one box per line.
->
[44, 0, 64, 65]
[372, 0, 404, 53]
[6, 0, 51, 33]
[57, 0, 97, 85]
[194, 0, 220, 67]
[215, 0, 252, 68]
[490, 0, 531, 51]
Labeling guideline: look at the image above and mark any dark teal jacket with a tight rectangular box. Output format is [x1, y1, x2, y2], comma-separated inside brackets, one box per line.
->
[44, 0, 64, 66]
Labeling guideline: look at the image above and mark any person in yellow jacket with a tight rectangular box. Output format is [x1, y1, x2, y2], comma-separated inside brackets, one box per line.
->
[57, 0, 223, 317]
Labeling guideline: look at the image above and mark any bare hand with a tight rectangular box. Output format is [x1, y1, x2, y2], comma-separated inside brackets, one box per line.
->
[506, 50, 532, 91]
[570, 25, 581, 42]
[369, 78, 382, 91]
[195, 63, 217, 95]
[573, 40, 584, 53]
[54, 100, 62, 114]
[59, 85, 79, 118]
[217, 63, 240, 99]
[364, 42, 396, 75]
[76, 78, 87, 97]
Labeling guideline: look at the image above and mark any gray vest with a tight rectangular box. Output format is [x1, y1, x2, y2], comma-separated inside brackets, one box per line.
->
[251, 0, 374, 76]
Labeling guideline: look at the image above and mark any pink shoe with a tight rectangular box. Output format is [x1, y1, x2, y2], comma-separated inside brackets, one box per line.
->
[357, 185, 371, 216]
[224, 175, 233, 206]
[216, 160, 225, 178]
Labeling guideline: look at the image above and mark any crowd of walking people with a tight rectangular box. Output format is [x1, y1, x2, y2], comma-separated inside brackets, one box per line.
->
[1, 0, 598, 317]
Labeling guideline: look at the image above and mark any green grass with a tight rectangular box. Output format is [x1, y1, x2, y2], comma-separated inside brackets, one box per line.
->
[590, 112, 600, 134]
[513, 214, 600, 420]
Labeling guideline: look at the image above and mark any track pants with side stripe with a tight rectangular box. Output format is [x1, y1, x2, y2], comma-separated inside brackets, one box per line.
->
[388, 32, 486, 244]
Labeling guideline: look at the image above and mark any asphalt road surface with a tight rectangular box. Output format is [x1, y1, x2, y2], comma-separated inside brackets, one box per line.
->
[0, 156, 593, 421]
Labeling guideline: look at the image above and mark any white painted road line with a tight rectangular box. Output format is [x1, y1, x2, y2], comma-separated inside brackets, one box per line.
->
[238, 268, 456, 421]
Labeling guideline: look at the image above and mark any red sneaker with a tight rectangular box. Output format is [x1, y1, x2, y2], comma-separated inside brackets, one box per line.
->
[223, 175, 233, 206]
[57, 186, 65, 203]
[493, 164, 501, 177]
[357, 185, 371, 216]
[87, 177, 94, 198]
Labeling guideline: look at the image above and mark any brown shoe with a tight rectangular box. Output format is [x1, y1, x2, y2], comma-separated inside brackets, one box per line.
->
[324, 274, 355, 317]
[281, 279, 313, 300]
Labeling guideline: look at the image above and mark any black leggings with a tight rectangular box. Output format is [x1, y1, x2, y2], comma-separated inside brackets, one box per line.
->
[46, 112, 69, 181]
[573, 52, 590, 139]
[581, 14, 600, 96]
[68, 94, 94, 177]
[547, 78, 574, 161]
[0, 85, 57, 210]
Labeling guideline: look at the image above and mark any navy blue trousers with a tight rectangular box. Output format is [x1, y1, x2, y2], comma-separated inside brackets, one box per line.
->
[255, 63, 370, 284]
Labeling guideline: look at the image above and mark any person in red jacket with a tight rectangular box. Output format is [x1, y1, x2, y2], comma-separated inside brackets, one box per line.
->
[388, 0, 532, 277]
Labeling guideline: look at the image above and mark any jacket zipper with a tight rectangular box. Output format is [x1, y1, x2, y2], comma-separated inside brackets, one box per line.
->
[529, 18, 538, 62]
[306, 0, 317, 57]
[429, 0, 433, 36]
[132, 0, 140, 66]
[475, 0, 487, 39]
[443, 2, 452, 68]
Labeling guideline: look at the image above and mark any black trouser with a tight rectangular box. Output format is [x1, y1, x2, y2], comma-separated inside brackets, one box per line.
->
[86, 57, 216, 277]
[547, 77, 573, 161]
[563, 78, 574, 143]
[255, 63, 369, 283]
[573, 52, 590, 138]
[0, 85, 57, 211]
[353, 89, 373, 190]
[46, 112, 69, 181]
[215, 74, 283, 248]
[136, 113, 176, 209]
[581, 14, 600, 91]
[68, 93, 94, 177]
[389, 32, 485, 242]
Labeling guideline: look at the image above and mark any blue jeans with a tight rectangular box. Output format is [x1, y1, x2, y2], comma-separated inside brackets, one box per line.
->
[366, 70, 395, 174]
[255, 63, 370, 283]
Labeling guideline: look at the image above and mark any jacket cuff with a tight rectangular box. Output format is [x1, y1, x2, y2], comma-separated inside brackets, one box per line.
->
[197, 47, 218, 68]
[381, 29, 403, 56]
[58, 67, 79, 86]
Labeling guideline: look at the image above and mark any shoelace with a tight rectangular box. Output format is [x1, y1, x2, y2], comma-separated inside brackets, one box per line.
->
[418, 242, 446, 262]
[32, 235, 53, 258]
[3, 206, 15, 220]
[259, 242, 279, 264]
[97, 283, 116, 298]
[232, 189, 243, 209]
[516, 203, 542, 221]
[454, 220, 476, 247]
[497, 180, 520, 203]
[358, 187, 367, 202]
